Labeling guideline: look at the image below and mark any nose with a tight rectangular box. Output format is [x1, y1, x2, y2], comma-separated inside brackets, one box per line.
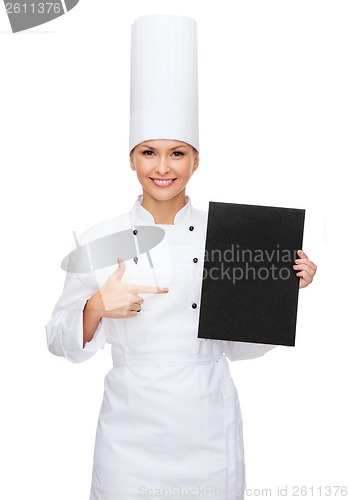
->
[155, 155, 170, 175]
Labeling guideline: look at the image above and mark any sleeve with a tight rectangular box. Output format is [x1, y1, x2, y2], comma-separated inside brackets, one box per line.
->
[45, 270, 107, 363]
[221, 340, 279, 361]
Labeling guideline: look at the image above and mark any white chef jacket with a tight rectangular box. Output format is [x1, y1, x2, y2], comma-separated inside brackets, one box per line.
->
[45, 194, 277, 500]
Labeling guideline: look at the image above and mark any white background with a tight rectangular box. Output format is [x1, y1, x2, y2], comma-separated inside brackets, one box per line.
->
[0, 0, 347, 499]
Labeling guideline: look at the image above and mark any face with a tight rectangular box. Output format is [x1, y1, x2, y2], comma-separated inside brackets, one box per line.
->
[129, 139, 199, 202]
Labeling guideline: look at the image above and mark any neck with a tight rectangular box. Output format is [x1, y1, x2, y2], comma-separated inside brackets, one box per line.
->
[141, 191, 187, 224]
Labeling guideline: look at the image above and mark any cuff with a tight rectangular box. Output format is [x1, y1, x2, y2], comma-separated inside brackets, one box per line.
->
[60, 297, 106, 363]
[222, 340, 278, 362]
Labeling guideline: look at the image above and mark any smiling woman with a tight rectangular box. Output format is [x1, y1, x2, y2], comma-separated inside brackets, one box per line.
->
[45, 13, 317, 500]
[129, 139, 200, 224]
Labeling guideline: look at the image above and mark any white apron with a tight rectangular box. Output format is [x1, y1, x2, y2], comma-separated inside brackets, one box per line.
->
[45, 194, 277, 500]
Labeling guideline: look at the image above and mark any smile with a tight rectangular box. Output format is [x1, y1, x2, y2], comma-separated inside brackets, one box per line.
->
[150, 178, 177, 187]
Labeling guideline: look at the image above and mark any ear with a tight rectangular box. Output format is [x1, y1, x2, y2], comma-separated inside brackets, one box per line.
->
[129, 154, 135, 171]
[193, 154, 200, 172]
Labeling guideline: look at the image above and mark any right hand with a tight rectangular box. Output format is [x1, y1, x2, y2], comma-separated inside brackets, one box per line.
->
[85, 257, 169, 320]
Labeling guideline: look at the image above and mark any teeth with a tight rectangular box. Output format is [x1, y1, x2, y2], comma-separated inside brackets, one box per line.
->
[152, 179, 174, 185]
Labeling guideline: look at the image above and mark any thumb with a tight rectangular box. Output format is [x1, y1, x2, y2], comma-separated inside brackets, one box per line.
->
[113, 257, 126, 279]
[297, 249, 308, 259]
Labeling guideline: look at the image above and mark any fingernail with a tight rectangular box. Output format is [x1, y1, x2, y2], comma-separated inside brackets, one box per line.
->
[162, 288, 169, 292]
[295, 259, 300, 263]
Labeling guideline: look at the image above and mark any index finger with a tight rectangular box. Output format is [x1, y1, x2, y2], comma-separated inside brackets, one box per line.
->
[294, 257, 317, 272]
[128, 284, 169, 294]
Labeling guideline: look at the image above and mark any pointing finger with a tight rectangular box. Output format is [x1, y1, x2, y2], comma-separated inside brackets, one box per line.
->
[128, 284, 169, 294]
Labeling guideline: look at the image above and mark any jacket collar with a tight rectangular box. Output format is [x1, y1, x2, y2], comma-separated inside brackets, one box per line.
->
[130, 194, 193, 225]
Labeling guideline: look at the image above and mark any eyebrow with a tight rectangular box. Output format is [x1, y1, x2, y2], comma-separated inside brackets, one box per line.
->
[141, 145, 187, 151]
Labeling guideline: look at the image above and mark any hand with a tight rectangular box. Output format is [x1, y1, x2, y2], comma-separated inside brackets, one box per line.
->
[293, 250, 317, 289]
[85, 257, 169, 320]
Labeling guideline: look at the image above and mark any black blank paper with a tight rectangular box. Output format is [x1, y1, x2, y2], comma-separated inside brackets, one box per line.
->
[197, 202, 305, 347]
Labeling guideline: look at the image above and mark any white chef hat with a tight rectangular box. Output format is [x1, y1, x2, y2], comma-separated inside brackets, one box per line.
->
[129, 14, 199, 153]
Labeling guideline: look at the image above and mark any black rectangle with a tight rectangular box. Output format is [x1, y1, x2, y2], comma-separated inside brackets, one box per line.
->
[197, 202, 305, 347]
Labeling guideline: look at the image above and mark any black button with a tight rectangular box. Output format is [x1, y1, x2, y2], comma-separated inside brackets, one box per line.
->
[193, 257, 198, 263]
[192, 303, 197, 309]
[189, 226, 194, 231]
[133, 229, 138, 235]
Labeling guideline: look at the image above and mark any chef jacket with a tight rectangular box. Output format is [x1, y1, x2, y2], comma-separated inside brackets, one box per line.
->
[45, 194, 277, 365]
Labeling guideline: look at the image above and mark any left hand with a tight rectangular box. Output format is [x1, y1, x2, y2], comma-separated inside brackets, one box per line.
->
[293, 250, 317, 289]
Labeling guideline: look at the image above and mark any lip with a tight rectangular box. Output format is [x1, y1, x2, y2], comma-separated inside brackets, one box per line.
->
[149, 177, 177, 188]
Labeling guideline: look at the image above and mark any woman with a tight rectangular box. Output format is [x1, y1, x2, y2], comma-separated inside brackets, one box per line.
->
[46, 15, 317, 500]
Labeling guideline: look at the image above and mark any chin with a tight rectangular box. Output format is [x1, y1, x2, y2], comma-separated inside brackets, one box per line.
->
[145, 189, 182, 204]
[148, 190, 177, 201]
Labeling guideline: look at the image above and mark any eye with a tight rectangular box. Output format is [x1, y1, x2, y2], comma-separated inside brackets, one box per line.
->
[142, 149, 154, 156]
[172, 151, 184, 157]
